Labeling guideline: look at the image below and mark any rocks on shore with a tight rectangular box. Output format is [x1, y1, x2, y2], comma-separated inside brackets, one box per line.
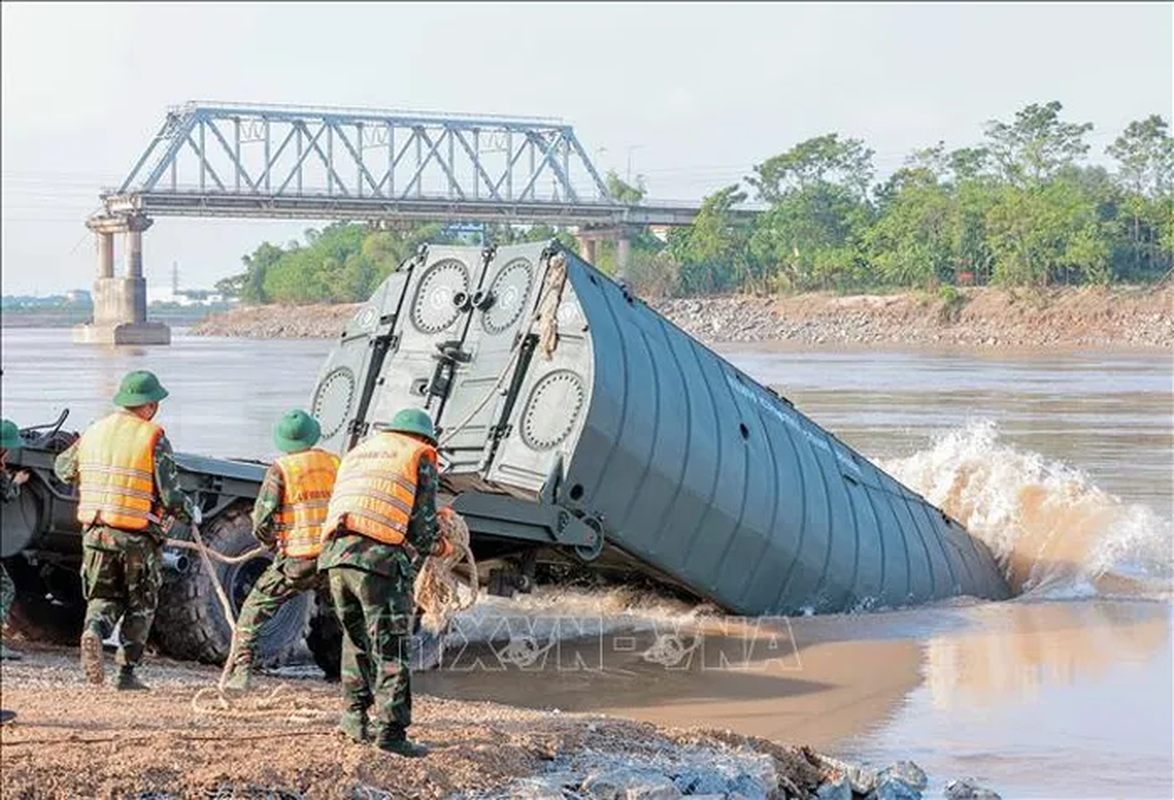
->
[469, 738, 782, 799]
[654, 287, 1174, 349]
[943, 779, 1003, 800]
[190, 286, 1174, 349]
[478, 742, 957, 800]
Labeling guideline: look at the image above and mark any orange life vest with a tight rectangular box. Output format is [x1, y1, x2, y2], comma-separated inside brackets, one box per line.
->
[76, 411, 164, 531]
[273, 448, 340, 558]
[323, 431, 437, 545]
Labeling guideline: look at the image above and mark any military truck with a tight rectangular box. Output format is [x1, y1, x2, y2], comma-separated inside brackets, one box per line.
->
[1, 240, 1010, 673]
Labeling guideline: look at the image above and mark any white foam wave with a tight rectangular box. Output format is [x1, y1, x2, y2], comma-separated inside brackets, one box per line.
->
[447, 585, 723, 645]
[879, 420, 1173, 600]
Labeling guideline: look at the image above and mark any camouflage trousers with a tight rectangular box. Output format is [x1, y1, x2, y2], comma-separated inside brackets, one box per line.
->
[327, 566, 415, 732]
[229, 555, 324, 671]
[0, 563, 13, 628]
[80, 528, 162, 668]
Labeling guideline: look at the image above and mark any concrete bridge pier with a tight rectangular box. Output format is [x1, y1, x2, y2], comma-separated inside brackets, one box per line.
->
[575, 235, 598, 265]
[615, 235, 631, 282]
[73, 215, 170, 346]
[574, 225, 634, 282]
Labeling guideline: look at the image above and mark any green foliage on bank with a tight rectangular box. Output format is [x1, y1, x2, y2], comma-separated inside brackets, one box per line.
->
[223, 104, 1173, 304]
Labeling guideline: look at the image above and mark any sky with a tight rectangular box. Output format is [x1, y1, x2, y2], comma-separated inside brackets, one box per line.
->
[2, 2, 1171, 295]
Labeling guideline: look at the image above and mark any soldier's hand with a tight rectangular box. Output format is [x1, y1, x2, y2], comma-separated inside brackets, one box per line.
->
[191, 505, 203, 526]
[12, 470, 30, 486]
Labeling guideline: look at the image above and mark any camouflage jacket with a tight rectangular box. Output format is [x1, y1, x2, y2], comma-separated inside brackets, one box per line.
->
[251, 462, 285, 549]
[317, 456, 442, 579]
[55, 420, 195, 546]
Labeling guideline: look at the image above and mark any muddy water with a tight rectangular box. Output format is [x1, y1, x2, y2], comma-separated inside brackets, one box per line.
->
[2, 328, 1172, 797]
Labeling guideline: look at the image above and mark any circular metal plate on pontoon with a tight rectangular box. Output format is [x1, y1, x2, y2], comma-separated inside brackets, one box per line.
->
[311, 366, 356, 440]
[482, 258, 534, 335]
[520, 370, 585, 451]
[411, 259, 470, 334]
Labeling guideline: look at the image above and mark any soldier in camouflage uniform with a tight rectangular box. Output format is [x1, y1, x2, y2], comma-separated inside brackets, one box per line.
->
[222, 409, 338, 692]
[54, 371, 198, 691]
[1, 419, 31, 661]
[2, 418, 30, 725]
[318, 408, 452, 757]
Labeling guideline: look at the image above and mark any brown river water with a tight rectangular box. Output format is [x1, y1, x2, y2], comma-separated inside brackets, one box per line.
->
[1, 328, 1171, 798]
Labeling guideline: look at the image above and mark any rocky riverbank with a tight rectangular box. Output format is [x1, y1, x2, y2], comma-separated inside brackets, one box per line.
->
[190, 285, 1173, 349]
[0, 641, 1002, 799]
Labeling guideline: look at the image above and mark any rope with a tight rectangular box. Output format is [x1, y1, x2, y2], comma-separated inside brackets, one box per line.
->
[165, 538, 268, 564]
[189, 683, 333, 724]
[171, 511, 478, 717]
[414, 509, 477, 634]
[187, 523, 238, 635]
[536, 251, 568, 360]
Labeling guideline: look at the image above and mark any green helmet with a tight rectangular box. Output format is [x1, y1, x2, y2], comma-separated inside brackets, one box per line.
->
[273, 409, 322, 453]
[0, 419, 22, 451]
[384, 408, 436, 444]
[113, 370, 169, 408]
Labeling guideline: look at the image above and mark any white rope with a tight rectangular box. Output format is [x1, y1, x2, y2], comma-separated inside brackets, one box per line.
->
[414, 509, 477, 634]
[165, 537, 268, 565]
[186, 523, 238, 635]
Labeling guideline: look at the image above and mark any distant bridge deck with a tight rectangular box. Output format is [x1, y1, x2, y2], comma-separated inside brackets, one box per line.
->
[100, 189, 707, 227]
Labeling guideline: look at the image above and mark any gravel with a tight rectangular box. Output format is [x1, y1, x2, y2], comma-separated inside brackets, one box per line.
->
[189, 287, 1174, 350]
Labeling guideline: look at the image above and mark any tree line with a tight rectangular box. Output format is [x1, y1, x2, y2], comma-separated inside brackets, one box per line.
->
[220, 102, 1172, 304]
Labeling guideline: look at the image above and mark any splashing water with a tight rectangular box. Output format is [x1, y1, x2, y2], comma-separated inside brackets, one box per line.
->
[449, 584, 725, 646]
[452, 420, 1170, 634]
[880, 421, 1173, 601]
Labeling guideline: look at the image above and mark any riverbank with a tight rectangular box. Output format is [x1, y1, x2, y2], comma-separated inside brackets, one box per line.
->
[189, 285, 1173, 349]
[1, 306, 227, 329]
[0, 641, 948, 799]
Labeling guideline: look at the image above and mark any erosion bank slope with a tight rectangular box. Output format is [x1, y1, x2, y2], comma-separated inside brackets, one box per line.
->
[191, 285, 1173, 349]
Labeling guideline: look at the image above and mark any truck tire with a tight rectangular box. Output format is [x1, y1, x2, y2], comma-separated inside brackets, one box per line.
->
[305, 587, 341, 681]
[151, 505, 312, 666]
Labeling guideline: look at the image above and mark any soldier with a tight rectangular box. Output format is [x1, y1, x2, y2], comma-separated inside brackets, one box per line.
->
[54, 370, 199, 691]
[2, 418, 31, 725]
[222, 409, 339, 692]
[318, 408, 453, 757]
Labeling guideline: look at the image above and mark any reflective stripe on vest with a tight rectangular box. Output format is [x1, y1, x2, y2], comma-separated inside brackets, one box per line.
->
[323, 431, 437, 546]
[76, 412, 164, 532]
[273, 449, 340, 558]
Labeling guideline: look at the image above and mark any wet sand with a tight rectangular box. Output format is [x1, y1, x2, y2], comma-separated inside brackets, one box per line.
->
[420, 598, 1173, 797]
[0, 642, 832, 799]
[420, 622, 924, 750]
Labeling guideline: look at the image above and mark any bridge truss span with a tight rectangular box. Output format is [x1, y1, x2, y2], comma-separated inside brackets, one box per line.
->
[108, 101, 634, 222]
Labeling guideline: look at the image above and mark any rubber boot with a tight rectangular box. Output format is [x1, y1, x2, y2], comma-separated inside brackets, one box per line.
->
[115, 666, 150, 691]
[337, 710, 370, 744]
[79, 629, 105, 686]
[0, 641, 23, 661]
[375, 724, 429, 758]
[0, 709, 16, 726]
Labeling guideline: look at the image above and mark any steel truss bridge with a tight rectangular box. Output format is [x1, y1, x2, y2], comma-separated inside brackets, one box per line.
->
[99, 101, 701, 227]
